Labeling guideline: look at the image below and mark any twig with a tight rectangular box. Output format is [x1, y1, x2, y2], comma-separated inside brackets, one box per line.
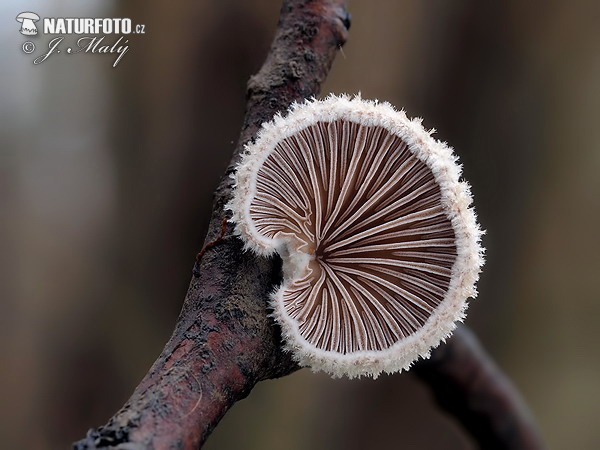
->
[414, 326, 545, 449]
[74, 1, 543, 449]
[74, 1, 349, 448]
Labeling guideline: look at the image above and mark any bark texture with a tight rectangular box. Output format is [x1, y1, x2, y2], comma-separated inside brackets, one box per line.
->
[74, 0, 544, 449]
[75, 1, 349, 448]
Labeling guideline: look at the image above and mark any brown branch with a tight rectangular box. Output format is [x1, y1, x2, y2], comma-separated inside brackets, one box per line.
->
[74, 1, 349, 448]
[195, 219, 227, 263]
[414, 326, 545, 449]
[74, 1, 543, 449]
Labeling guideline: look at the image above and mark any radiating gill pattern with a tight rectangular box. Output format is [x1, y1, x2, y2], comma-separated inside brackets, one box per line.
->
[248, 120, 457, 354]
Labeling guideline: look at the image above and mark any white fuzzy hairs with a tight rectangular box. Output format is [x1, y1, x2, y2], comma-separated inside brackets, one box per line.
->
[227, 94, 484, 378]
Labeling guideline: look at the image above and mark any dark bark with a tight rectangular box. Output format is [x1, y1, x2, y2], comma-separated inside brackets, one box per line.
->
[74, 1, 348, 448]
[74, 0, 544, 449]
[413, 327, 545, 449]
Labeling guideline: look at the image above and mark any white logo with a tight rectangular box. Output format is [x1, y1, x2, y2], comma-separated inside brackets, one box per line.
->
[16, 11, 145, 67]
[16, 11, 40, 36]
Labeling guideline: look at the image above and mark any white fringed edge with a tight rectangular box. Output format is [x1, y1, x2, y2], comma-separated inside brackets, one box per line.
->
[226, 94, 485, 379]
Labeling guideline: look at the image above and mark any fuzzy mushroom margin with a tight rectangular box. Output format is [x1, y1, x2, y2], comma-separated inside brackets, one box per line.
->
[227, 94, 484, 378]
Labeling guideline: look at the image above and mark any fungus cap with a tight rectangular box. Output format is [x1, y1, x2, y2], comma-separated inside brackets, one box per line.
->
[228, 95, 484, 378]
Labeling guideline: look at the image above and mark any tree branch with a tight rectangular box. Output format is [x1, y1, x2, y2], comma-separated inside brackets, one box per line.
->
[414, 327, 545, 449]
[74, 1, 543, 449]
[75, 1, 349, 448]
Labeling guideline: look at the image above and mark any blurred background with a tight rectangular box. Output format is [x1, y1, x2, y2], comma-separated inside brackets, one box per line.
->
[1, 0, 599, 448]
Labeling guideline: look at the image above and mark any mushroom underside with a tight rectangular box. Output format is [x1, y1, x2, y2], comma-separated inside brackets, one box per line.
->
[249, 120, 457, 354]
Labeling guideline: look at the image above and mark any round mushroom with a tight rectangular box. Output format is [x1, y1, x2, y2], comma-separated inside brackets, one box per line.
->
[228, 95, 484, 378]
[16, 12, 40, 36]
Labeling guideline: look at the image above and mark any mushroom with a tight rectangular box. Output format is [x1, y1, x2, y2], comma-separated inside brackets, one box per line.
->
[16, 12, 40, 36]
[228, 95, 484, 378]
